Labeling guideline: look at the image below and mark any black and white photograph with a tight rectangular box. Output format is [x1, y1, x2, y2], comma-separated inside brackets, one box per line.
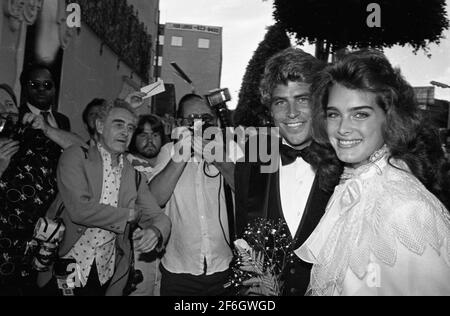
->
[0, 0, 449, 303]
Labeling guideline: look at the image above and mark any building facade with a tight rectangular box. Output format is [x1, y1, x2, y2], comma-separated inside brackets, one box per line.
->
[0, 0, 160, 139]
[157, 22, 223, 114]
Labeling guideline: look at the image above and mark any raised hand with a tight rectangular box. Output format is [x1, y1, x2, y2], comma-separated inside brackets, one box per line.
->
[22, 113, 49, 134]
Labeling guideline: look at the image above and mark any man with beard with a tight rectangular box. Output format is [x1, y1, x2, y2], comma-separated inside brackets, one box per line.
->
[129, 115, 168, 170]
[127, 115, 168, 296]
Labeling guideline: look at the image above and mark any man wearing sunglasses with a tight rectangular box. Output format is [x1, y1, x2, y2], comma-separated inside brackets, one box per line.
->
[149, 94, 237, 296]
[0, 65, 84, 295]
[18, 64, 84, 148]
[20, 65, 69, 132]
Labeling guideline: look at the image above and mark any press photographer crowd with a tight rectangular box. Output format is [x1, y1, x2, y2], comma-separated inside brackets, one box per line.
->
[1, 47, 450, 297]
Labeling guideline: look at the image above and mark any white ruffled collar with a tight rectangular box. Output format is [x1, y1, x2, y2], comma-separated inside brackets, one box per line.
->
[296, 145, 450, 296]
[340, 145, 390, 183]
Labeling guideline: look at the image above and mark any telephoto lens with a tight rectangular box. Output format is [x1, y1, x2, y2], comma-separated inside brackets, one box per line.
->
[123, 269, 144, 296]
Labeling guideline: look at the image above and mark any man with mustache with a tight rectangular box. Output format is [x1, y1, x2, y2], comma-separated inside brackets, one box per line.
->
[127, 114, 169, 296]
[129, 115, 168, 171]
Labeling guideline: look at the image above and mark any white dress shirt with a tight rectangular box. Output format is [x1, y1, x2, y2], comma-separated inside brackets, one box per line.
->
[65, 144, 124, 286]
[279, 145, 316, 237]
[27, 103, 59, 128]
[154, 143, 233, 276]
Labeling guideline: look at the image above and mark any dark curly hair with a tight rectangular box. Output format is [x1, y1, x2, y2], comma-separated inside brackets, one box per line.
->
[311, 49, 450, 209]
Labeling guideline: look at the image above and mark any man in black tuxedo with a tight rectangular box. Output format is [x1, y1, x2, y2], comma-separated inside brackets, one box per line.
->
[235, 48, 339, 296]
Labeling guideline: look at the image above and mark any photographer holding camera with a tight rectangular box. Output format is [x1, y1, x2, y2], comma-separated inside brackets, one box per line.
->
[149, 94, 237, 296]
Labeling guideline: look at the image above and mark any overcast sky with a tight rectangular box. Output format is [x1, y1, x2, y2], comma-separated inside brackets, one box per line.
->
[160, 0, 450, 109]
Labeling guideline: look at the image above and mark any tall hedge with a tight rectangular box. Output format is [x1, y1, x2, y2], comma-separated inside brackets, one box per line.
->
[234, 24, 291, 127]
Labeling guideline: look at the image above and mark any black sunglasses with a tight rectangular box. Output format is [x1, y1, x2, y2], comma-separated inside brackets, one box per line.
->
[28, 80, 54, 91]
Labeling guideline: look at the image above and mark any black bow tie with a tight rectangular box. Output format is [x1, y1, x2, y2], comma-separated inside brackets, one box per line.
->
[280, 144, 312, 166]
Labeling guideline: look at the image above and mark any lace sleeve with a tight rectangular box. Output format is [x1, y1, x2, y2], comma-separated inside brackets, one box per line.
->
[380, 176, 450, 268]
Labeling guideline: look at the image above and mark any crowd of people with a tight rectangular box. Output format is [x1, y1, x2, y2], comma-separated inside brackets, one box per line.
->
[0, 48, 449, 296]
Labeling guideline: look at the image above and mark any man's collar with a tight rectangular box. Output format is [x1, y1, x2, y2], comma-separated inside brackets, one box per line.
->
[27, 103, 52, 115]
[281, 138, 312, 150]
[97, 142, 124, 167]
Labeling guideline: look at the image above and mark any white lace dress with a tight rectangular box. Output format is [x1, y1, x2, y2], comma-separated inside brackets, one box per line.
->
[296, 152, 450, 296]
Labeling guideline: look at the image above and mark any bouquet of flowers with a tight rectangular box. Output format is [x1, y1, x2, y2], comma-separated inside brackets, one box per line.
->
[227, 218, 296, 296]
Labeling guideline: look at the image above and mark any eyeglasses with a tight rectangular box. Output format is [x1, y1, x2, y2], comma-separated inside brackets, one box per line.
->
[27, 80, 54, 91]
[180, 114, 216, 126]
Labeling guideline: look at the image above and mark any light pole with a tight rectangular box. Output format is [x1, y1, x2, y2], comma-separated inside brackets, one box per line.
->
[431, 81, 450, 157]
[431, 81, 450, 89]
[170, 62, 196, 93]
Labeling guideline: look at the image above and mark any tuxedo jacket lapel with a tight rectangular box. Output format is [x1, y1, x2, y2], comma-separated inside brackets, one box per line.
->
[235, 162, 276, 235]
[268, 170, 284, 221]
[236, 155, 331, 243]
[293, 176, 330, 248]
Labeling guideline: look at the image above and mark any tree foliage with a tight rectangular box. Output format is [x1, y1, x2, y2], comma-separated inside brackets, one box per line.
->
[273, 0, 449, 59]
[234, 24, 291, 127]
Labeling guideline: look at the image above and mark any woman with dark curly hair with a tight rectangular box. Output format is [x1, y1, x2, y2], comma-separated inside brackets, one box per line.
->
[296, 50, 450, 296]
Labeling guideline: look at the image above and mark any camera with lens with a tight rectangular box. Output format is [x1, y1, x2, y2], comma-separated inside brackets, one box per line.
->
[205, 88, 232, 128]
[0, 113, 22, 140]
[182, 114, 216, 137]
[123, 268, 144, 296]
[32, 217, 66, 272]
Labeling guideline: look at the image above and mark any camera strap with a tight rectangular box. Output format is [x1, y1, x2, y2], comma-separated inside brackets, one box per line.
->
[123, 169, 142, 296]
[224, 183, 236, 245]
[42, 218, 64, 244]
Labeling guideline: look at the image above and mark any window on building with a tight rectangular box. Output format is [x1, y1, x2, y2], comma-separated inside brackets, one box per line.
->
[171, 36, 183, 47]
[159, 35, 165, 45]
[198, 38, 210, 49]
